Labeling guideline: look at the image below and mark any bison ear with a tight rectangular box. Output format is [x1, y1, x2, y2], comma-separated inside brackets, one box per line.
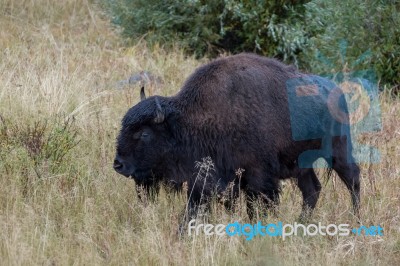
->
[140, 86, 146, 101]
[154, 97, 165, 124]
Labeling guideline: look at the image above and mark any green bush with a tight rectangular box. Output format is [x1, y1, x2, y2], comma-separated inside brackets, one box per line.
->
[300, 0, 400, 88]
[101, 0, 309, 60]
[101, 0, 400, 88]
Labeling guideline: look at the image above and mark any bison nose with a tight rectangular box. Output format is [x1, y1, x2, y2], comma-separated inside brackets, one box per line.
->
[113, 159, 123, 171]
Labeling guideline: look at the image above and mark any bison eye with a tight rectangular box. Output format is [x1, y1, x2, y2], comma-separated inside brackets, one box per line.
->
[133, 131, 141, 140]
[133, 131, 151, 141]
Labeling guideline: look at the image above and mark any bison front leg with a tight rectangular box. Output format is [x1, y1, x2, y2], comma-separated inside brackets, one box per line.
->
[296, 168, 322, 222]
[178, 183, 211, 236]
[135, 180, 160, 203]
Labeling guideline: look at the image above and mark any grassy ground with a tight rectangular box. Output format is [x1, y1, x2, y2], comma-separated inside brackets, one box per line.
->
[0, 0, 399, 265]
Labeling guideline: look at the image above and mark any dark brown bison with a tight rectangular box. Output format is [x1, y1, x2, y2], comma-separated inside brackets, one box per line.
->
[113, 53, 360, 224]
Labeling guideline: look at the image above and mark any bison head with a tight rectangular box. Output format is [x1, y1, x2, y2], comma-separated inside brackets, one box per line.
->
[113, 90, 179, 188]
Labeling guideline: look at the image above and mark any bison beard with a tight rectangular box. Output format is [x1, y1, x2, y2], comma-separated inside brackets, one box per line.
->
[113, 53, 360, 229]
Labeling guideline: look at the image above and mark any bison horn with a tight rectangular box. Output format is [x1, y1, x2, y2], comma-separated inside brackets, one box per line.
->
[140, 86, 146, 101]
[154, 97, 165, 123]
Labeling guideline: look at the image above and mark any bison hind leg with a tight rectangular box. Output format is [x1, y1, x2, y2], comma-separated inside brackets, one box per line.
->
[245, 178, 281, 221]
[332, 136, 361, 218]
[332, 159, 361, 218]
[296, 168, 322, 222]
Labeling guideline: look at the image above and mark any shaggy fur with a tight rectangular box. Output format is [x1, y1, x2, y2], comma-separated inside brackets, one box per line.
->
[114, 53, 360, 222]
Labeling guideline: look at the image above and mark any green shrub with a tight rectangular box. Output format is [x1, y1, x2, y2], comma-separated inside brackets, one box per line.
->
[101, 0, 400, 88]
[101, 0, 309, 60]
[300, 0, 400, 88]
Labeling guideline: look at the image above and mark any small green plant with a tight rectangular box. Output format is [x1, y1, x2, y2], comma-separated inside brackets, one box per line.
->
[0, 114, 80, 178]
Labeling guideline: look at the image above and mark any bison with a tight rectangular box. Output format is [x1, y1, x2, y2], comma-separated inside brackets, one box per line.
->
[113, 53, 360, 224]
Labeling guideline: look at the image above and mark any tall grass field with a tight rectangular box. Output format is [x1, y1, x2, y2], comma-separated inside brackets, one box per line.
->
[0, 0, 399, 265]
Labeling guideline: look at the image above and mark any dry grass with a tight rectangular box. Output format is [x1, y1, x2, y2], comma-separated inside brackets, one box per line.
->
[0, 0, 399, 265]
